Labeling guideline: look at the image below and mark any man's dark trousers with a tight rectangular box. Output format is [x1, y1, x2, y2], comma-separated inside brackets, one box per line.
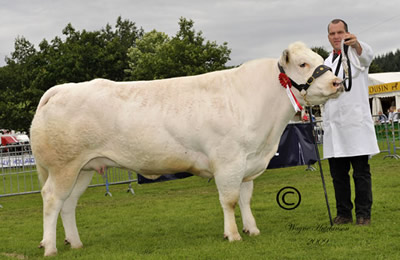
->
[328, 155, 372, 218]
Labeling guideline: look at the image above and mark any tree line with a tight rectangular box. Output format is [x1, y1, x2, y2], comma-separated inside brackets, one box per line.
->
[0, 17, 231, 132]
[0, 16, 398, 132]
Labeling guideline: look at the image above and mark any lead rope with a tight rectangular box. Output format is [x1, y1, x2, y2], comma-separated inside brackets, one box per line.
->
[339, 39, 352, 91]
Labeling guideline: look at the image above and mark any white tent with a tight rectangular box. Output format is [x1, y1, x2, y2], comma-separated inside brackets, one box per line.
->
[369, 72, 400, 86]
[368, 72, 400, 115]
[371, 97, 382, 116]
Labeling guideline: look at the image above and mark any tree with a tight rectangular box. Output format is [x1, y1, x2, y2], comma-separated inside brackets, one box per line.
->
[0, 17, 144, 131]
[369, 61, 382, 73]
[373, 49, 400, 72]
[0, 37, 41, 130]
[125, 30, 171, 80]
[312, 46, 329, 60]
[126, 17, 231, 80]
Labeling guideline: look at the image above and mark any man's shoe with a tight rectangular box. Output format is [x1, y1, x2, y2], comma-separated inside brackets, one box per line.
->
[356, 217, 371, 226]
[333, 216, 353, 225]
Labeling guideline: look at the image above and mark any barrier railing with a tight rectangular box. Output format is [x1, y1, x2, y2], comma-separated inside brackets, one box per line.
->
[1, 143, 137, 205]
[372, 113, 400, 159]
[0, 143, 39, 197]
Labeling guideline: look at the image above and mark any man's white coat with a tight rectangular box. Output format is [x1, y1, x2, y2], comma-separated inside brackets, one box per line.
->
[323, 41, 379, 158]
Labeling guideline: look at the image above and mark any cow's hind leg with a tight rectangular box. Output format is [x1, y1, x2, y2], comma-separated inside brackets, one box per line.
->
[40, 167, 80, 256]
[214, 172, 242, 241]
[61, 170, 94, 249]
[239, 180, 260, 236]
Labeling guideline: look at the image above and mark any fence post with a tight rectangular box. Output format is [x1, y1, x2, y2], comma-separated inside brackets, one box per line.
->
[126, 171, 135, 195]
[388, 118, 400, 159]
[103, 171, 113, 197]
[394, 115, 400, 156]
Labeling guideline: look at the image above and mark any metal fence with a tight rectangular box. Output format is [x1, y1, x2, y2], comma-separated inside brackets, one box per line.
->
[372, 113, 400, 159]
[0, 142, 137, 205]
[0, 143, 39, 198]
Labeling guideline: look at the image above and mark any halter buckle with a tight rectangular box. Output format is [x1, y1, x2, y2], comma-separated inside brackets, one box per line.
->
[306, 77, 315, 86]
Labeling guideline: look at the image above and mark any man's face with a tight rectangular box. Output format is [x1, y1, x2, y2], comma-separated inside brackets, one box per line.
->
[328, 22, 347, 51]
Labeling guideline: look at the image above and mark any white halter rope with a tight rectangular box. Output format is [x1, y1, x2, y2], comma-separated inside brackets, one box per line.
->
[341, 39, 365, 74]
[340, 39, 350, 80]
[339, 39, 363, 84]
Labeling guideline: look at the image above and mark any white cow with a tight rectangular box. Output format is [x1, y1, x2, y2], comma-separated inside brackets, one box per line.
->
[30, 42, 343, 256]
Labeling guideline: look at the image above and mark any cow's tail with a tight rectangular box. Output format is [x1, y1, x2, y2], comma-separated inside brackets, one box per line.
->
[33, 85, 65, 186]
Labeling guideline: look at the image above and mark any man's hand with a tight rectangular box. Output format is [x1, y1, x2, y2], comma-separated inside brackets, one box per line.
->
[344, 33, 362, 55]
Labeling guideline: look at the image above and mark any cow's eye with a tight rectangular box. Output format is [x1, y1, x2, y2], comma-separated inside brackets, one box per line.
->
[299, 63, 307, 68]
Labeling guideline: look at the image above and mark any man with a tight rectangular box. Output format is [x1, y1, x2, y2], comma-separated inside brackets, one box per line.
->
[388, 106, 397, 122]
[393, 108, 400, 122]
[377, 111, 387, 123]
[322, 19, 379, 226]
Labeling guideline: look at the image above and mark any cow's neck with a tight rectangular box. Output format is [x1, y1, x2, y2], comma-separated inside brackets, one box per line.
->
[250, 66, 300, 156]
[262, 87, 298, 135]
[233, 59, 302, 140]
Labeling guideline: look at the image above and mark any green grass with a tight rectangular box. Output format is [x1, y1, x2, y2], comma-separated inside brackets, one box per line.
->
[0, 152, 399, 259]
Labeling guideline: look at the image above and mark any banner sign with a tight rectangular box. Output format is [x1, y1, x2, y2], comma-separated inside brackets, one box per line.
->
[369, 81, 400, 95]
[0, 155, 36, 168]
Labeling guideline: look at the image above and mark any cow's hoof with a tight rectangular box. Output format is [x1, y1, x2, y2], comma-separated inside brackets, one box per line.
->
[224, 233, 242, 241]
[44, 248, 57, 257]
[243, 227, 260, 236]
[40, 241, 57, 256]
[71, 242, 83, 249]
[65, 239, 83, 249]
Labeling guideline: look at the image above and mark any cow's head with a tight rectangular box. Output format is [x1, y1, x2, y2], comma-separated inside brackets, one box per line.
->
[278, 41, 343, 106]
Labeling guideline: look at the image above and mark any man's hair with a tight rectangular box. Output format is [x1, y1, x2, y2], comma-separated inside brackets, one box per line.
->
[328, 19, 349, 33]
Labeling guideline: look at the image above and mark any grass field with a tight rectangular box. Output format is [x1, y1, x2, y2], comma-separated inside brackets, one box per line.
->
[0, 152, 399, 259]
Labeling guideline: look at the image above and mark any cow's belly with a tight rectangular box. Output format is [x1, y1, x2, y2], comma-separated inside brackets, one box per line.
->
[95, 146, 215, 179]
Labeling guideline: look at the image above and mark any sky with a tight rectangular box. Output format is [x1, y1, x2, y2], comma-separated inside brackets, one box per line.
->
[1, 0, 399, 67]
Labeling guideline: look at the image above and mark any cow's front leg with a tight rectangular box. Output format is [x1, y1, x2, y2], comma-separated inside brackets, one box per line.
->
[239, 180, 260, 236]
[214, 173, 242, 241]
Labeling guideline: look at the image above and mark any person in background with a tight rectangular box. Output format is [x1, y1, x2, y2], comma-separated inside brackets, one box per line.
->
[322, 19, 379, 226]
[388, 106, 395, 122]
[393, 108, 400, 122]
[377, 111, 386, 123]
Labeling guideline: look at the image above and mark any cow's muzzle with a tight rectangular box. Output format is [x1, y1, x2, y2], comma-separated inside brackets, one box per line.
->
[333, 79, 344, 92]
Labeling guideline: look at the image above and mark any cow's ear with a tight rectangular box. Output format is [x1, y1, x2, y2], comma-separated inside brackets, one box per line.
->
[280, 49, 289, 66]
